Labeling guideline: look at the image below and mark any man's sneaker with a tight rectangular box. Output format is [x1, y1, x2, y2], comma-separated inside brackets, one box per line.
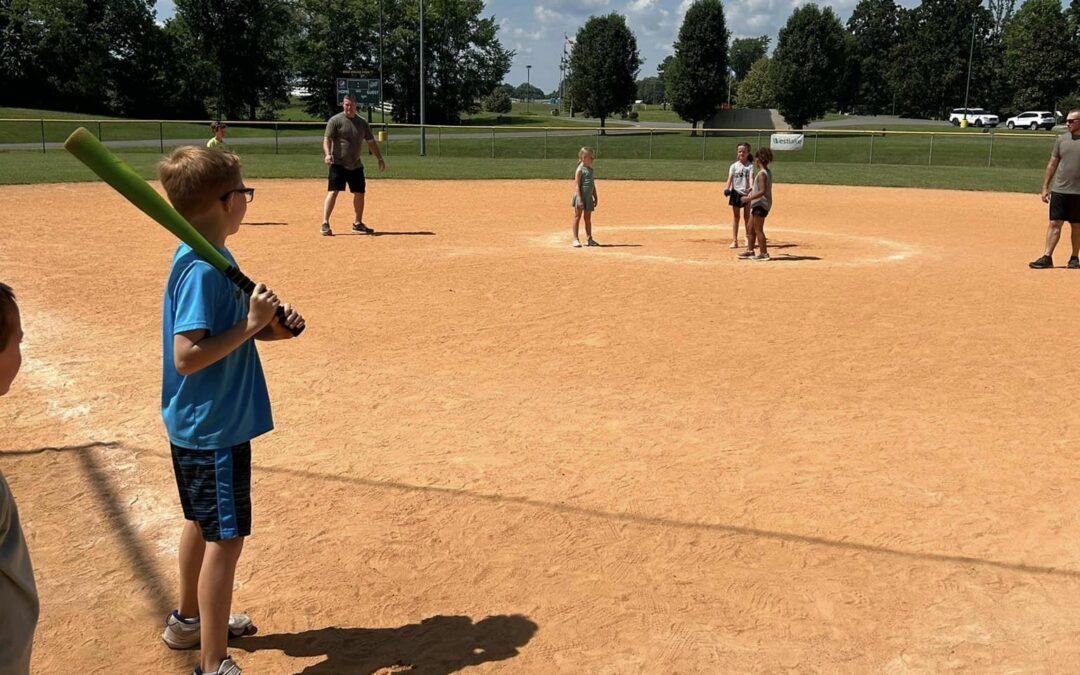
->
[352, 222, 374, 234]
[194, 657, 242, 675]
[320, 222, 332, 236]
[572, 239, 582, 248]
[586, 237, 600, 247]
[162, 611, 256, 650]
[1029, 255, 1053, 269]
[754, 253, 771, 261]
[1069, 257, 1079, 269]
[738, 250, 755, 259]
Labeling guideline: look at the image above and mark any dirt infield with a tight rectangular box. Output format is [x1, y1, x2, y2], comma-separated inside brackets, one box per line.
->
[3, 178, 1080, 672]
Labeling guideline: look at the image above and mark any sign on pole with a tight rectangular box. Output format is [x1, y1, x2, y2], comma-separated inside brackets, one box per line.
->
[336, 78, 380, 106]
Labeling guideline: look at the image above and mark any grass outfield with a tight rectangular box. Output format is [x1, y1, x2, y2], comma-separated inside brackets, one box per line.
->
[0, 151, 1042, 193]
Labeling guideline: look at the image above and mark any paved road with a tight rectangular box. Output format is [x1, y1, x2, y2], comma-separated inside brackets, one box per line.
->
[806, 116, 950, 129]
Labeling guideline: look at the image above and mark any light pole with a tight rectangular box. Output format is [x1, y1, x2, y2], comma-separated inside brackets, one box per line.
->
[379, 0, 385, 130]
[419, 0, 426, 155]
[962, 19, 976, 124]
[526, 65, 532, 113]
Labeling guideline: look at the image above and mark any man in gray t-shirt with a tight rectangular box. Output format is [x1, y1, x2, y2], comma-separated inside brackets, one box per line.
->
[1029, 109, 1080, 268]
[320, 93, 386, 236]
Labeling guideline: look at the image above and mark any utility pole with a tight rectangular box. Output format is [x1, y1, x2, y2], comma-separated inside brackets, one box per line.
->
[419, 0, 426, 156]
[379, 0, 385, 130]
[526, 65, 532, 114]
[962, 19, 976, 123]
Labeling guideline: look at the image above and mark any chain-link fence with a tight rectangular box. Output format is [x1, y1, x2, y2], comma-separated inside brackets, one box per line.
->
[0, 118, 1061, 171]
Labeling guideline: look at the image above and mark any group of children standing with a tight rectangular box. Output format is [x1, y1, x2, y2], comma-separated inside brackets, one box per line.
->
[570, 141, 774, 260]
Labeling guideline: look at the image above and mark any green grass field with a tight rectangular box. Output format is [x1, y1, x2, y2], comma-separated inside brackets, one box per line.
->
[0, 149, 1043, 194]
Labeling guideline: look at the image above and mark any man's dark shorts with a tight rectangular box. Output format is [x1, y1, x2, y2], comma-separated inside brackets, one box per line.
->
[1050, 192, 1080, 223]
[328, 164, 366, 194]
[171, 441, 252, 542]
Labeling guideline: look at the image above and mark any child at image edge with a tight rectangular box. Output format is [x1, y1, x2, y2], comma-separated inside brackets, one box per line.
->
[571, 147, 600, 248]
[0, 282, 39, 675]
[157, 146, 305, 675]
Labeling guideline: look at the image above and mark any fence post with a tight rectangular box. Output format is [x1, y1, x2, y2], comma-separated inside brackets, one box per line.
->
[596, 128, 601, 158]
[987, 130, 995, 168]
[97, 121, 103, 141]
[701, 130, 707, 161]
[274, 123, 279, 154]
[491, 128, 495, 158]
[543, 128, 548, 160]
[649, 129, 653, 160]
[159, 121, 164, 153]
[756, 129, 762, 152]
[928, 133, 934, 166]
[868, 132, 874, 165]
[813, 131, 819, 163]
[438, 126, 442, 157]
[40, 119, 46, 153]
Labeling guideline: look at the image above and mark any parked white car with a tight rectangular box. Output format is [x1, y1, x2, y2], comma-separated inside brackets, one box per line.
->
[949, 108, 1000, 127]
[1005, 111, 1056, 130]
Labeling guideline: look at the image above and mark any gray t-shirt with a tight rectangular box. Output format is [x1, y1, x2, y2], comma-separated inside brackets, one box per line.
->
[324, 112, 374, 171]
[0, 470, 38, 674]
[1051, 132, 1080, 195]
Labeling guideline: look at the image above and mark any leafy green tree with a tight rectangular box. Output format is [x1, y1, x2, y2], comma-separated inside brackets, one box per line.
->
[772, 3, 847, 128]
[734, 56, 776, 109]
[636, 76, 665, 104]
[1003, 0, 1074, 113]
[847, 0, 900, 114]
[514, 82, 544, 101]
[566, 13, 641, 130]
[667, 0, 729, 134]
[293, 0, 379, 120]
[887, 0, 992, 119]
[729, 36, 768, 82]
[483, 86, 512, 113]
[173, 0, 293, 119]
[381, 0, 512, 124]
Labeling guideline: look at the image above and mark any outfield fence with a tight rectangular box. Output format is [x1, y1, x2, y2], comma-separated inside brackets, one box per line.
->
[0, 118, 1062, 171]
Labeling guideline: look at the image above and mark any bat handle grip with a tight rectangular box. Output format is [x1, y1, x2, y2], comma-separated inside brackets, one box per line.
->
[224, 266, 305, 337]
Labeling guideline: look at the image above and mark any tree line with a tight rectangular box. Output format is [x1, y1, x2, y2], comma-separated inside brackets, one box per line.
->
[632, 0, 1080, 129]
[0, 0, 511, 123]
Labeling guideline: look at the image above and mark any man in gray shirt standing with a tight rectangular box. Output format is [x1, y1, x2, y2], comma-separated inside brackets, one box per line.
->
[321, 93, 386, 236]
[1029, 109, 1080, 268]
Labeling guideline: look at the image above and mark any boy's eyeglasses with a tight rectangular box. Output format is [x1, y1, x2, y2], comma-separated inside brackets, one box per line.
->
[220, 187, 255, 203]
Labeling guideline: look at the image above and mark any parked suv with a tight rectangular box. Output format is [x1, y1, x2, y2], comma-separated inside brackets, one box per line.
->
[949, 108, 1000, 127]
[1005, 111, 1056, 130]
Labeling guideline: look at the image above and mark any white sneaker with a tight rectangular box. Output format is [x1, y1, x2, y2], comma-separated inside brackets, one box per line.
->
[195, 656, 242, 675]
[162, 610, 255, 650]
[572, 239, 582, 248]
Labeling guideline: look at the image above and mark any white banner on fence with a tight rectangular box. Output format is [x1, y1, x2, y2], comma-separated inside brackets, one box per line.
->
[770, 133, 804, 151]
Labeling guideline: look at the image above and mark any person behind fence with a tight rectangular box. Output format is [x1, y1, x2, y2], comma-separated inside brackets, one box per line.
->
[206, 123, 232, 154]
[723, 142, 754, 249]
[1029, 109, 1080, 269]
[321, 93, 386, 237]
[571, 147, 599, 248]
[739, 148, 773, 262]
[0, 282, 39, 675]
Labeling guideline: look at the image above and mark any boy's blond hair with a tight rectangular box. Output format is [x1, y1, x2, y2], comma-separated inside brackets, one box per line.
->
[157, 146, 242, 218]
[0, 283, 17, 352]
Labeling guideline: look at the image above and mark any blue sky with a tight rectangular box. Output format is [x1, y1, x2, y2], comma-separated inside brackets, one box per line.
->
[152, 0, 925, 91]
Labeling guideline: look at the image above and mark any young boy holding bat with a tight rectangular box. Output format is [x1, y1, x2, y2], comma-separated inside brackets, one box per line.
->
[156, 147, 305, 675]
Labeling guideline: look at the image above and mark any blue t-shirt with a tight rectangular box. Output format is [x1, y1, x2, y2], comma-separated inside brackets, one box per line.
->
[162, 244, 273, 450]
